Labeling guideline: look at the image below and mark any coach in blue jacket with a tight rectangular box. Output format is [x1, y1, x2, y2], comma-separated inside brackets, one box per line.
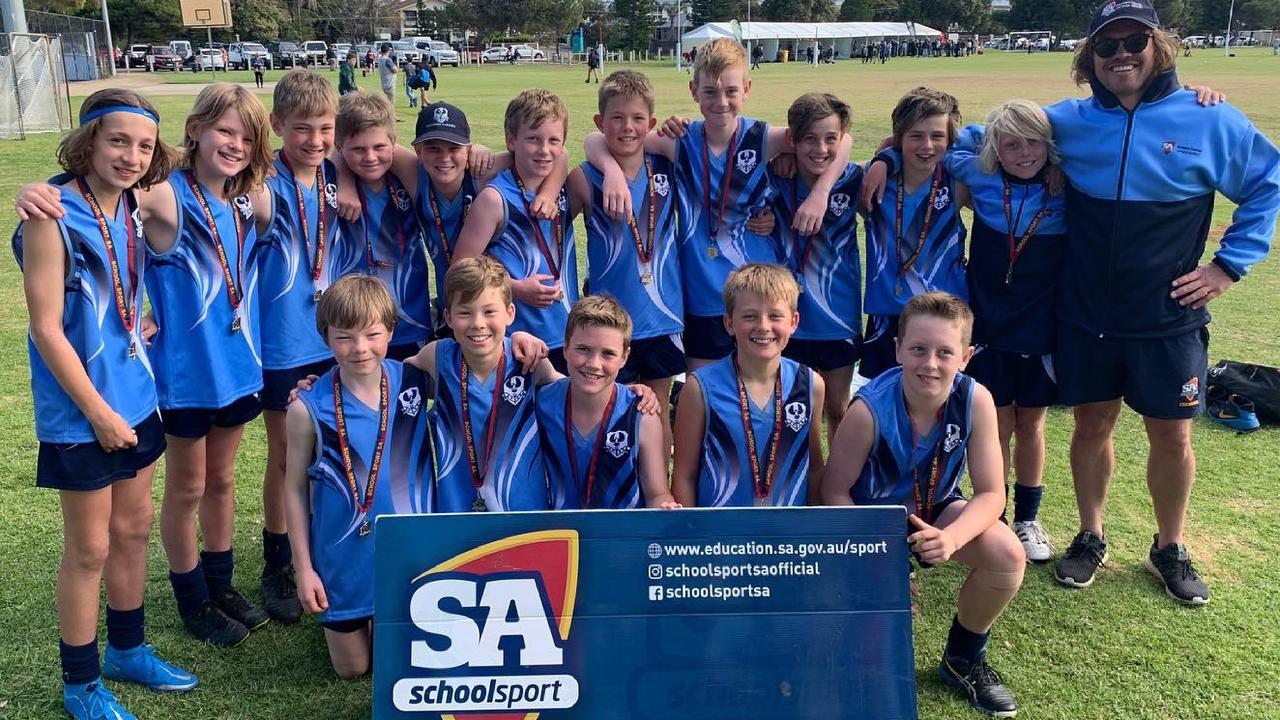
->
[1047, 0, 1279, 604]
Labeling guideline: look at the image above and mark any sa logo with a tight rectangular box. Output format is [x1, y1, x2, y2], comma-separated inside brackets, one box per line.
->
[397, 530, 581, 718]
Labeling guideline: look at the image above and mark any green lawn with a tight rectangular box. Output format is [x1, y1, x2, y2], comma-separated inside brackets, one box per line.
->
[1, 49, 1279, 719]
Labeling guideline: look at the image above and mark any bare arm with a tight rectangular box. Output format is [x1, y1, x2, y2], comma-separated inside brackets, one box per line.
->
[821, 399, 874, 506]
[565, 167, 592, 225]
[246, 184, 274, 238]
[584, 132, 630, 221]
[938, 383, 1004, 549]
[805, 373, 827, 506]
[390, 144, 421, 197]
[135, 180, 180, 254]
[638, 412, 678, 508]
[283, 401, 328, 616]
[452, 186, 503, 260]
[531, 153, 570, 220]
[670, 375, 705, 507]
[531, 357, 565, 387]
[791, 133, 853, 236]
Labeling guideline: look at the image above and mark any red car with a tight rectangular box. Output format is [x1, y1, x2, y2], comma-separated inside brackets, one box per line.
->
[147, 46, 181, 71]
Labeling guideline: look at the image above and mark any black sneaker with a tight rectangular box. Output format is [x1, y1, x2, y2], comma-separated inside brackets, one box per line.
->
[1054, 530, 1108, 588]
[938, 652, 1018, 717]
[1144, 535, 1211, 606]
[181, 600, 249, 647]
[211, 586, 270, 631]
[261, 564, 302, 624]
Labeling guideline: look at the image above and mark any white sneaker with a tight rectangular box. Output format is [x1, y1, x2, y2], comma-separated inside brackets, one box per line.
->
[1013, 520, 1055, 563]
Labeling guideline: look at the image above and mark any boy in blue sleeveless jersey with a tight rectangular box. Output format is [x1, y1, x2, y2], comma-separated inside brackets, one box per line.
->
[284, 275, 434, 678]
[585, 40, 849, 370]
[860, 87, 969, 380]
[14, 90, 196, 720]
[824, 292, 1024, 718]
[537, 296, 678, 509]
[672, 264, 826, 507]
[769, 92, 864, 443]
[455, 89, 577, 372]
[567, 70, 683, 453]
[334, 91, 432, 360]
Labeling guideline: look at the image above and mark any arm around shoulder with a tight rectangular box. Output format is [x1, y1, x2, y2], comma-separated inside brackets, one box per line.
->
[453, 187, 503, 260]
[670, 375, 706, 507]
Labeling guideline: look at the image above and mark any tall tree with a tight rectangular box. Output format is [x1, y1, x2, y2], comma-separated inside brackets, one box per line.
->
[691, 0, 738, 25]
[1153, 0, 1188, 29]
[810, 0, 837, 22]
[612, 0, 658, 51]
[98, 0, 182, 46]
[1243, 0, 1280, 26]
[229, 0, 292, 41]
[762, 0, 807, 20]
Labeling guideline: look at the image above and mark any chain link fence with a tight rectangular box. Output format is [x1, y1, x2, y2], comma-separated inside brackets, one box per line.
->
[25, 10, 111, 79]
[0, 33, 71, 140]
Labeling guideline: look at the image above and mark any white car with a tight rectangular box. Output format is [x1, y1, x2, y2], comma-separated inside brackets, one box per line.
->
[332, 42, 352, 59]
[1060, 38, 1080, 51]
[426, 41, 459, 67]
[228, 42, 271, 70]
[391, 40, 422, 65]
[482, 44, 544, 62]
[195, 47, 227, 70]
[303, 40, 328, 65]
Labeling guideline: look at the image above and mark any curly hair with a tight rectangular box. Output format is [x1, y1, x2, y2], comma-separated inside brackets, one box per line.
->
[56, 89, 178, 190]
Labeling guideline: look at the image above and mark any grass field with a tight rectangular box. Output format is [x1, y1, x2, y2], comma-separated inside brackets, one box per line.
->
[1, 49, 1279, 719]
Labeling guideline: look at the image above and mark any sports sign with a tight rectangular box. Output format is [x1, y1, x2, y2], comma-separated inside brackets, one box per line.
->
[373, 507, 916, 719]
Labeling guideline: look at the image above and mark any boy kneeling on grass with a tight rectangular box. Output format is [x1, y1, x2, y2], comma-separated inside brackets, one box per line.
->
[823, 291, 1025, 718]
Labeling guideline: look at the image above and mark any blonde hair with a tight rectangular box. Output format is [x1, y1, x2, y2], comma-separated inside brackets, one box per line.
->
[978, 99, 1061, 174]
[58, 89, 177, 190]
[183, 83, 273, 198]
[272, 68, 338, 122]
[788, 92, 851, 138]
[723, 263, 799, 317]
[503, 89, 568, 139]
[692, 38, 748, 86]
[598, 70, 656, 115]
[316, 274, 398, 339]
[444, 255, 513, 308]
[891, 87, 961, 151]
[1071, 29, 1179, 87]
[899, 291, 974, 347]
[565, 294, 633, 350]
[336, 91, 395, 146]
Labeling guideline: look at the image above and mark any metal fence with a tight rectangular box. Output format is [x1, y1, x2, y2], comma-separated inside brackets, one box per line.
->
[25, 10, 110, 78]
[0, 33, 71, 140]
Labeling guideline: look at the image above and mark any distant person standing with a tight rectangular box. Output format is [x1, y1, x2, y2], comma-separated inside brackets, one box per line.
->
[252, 56, 266, 88]
[377, 43, 398, 109]
[585, 43, 600, 83]
[405, 62, 419, 107]
[339, 51, 357, 95]
[752, 43, 763, 69]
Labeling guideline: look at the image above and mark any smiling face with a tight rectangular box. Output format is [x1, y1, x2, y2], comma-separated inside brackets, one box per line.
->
[1092, 20, 1156, 105]
[191, 108, 252, 182]
[724, 290, 798, 363]
[415, 139, 470, 190]
[994, 131, 1049, 180]
[272, 112, 335, 172]
[339, 127, 395, 184]
[327, 320, 391, 380]
[506, 117, 565, 183]
[894, 314, 973, 402]
[899, 114, 950, 180]
[595, 95, 655, 161]
[689, 67, 750, 127]
[565, 324, 629, 396]
[445, 285, 515, 360]
[789, 114, 844, 185]
[91, 112, 159, 193]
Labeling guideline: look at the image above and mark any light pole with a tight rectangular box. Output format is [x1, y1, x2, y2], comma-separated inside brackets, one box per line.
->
[1224, 0, 1235, 56]
[676, 0, 683, 70]
[101, 0, 116, 77]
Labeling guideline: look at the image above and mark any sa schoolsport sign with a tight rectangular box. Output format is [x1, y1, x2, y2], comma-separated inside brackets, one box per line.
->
[373, 508, 916, 720]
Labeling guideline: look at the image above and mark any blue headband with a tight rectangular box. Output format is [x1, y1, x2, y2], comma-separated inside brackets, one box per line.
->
[79, 105, 159, 126]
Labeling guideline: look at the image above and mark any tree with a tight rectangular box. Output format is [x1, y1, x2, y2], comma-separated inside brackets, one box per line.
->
[810, 0, 837, 22]
[1008, 0, 1093, 38]
[612, 0, 658, 51]
[229, 0, 292, 41]
[762, 0, 807, 21]
[97, 0, 182, 46]
[1154, 0, 1188, 30]
[691, 0, 738, 25]
[450, 0, 586, 42]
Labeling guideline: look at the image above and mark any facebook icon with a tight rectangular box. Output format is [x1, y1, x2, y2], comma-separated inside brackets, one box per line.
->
[648, 585, 664, 601]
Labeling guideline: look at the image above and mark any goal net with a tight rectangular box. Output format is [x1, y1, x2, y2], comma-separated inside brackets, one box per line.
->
[0, 34, 70, 140]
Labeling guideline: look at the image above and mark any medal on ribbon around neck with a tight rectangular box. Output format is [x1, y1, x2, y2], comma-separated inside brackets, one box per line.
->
[77, 177, 141, 359]
[333, 368, 389, 541]
[185, 172, 247, 334]
[629, 157, 657, 285]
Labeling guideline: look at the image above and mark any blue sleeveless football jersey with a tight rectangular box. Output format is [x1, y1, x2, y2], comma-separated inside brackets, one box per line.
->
[581, 156, 683, 340]
[485, 170, 577, 349]
[146, 169, 263, 409]
[298, 360, 434, 621]
[536, 379, 643, 509]
[345, 176, 431, 347]
[416, 167, 478, 332]
[259, 155, 362, 370]
[851, 366, 974, 516]
[691, 355, 814, 507]
[863, 151, 968, 316]
[429, 337, 549, 512]
[13, 179, 158, 443]
[673, 117, 775, 317]
[768, 162, 864, 341]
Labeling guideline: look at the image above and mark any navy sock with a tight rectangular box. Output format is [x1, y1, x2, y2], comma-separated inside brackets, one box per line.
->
[105, 605, 145, 651]
[169, 564, 209, 617]
[944, 615, 990, 663]
[59, 638, 100, 686]
[1013, 484, 1043, 524]
[262, 530, 292, 571]
[201, 549, 234, 595]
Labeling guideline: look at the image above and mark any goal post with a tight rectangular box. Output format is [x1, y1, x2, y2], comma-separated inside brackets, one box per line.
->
[0, 33, 70, 140]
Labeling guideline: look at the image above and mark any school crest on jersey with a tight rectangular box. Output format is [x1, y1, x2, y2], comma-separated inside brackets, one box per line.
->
[324, 182, 339, 208]
[943, 423, 961, 452]
[736, 149, 758, 175]
[503, 375, 527, 406]
[399, 386, 422, 417]
[557, 188, 569, 213]
[233, 195, 254, 220]
[933, 185, 951, 211]
[829, 193, 851, 217]
[391, 186, 411, 211]
[653, 173, 670, 197]
[604, 430, 630, 459]
[784, 402, 809, 432]
[130, 207, 145, 238]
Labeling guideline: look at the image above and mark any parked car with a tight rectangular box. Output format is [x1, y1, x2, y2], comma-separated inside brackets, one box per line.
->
[269, 40, 307, 67]
[425, 40, 459, 67]
[332, 42, 352, 60]
[1232, 35, 1257, 46]
[481, 45, 508, 62]
[508, 44, 545, 61]
[303, 40, 329, 65]
[146, 45, 180, 71]
[1059, 38, 1080, 51]
[195, 47, 227, 70]
[390, 40, 422, 65]
[1182, 35, 1206, 48]
[227, 42, 271, 70]
[169, 39, 193, 60]
[126, 43, 150, 66]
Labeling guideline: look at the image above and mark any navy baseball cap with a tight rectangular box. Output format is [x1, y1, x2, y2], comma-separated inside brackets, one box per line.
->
[1089, 0, 1160, 37]
[413, 102, 471, 145]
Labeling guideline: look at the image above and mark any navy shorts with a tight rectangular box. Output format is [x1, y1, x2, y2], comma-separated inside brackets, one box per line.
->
[386, 341, 425, 362]
[161, 393, 263, 438]
[1056, 324, 1209, 420]
[321, 616, 371, 633]
[618, 333, 685, 383]
[909, 495, 964, 569]
[262, 358, 336, 412]
[683, 314, 734, 362]
[784, 337, 860, 372]
[859, 314, 900, 380]
[37, 412, 166, 491]
[966, 346, 1057, 408]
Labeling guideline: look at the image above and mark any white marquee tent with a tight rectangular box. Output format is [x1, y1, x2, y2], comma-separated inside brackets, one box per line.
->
[681, 21, 945, 61]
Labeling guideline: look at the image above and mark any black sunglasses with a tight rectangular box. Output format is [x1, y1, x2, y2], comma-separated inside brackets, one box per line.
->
[1092, 32, 1151, 58]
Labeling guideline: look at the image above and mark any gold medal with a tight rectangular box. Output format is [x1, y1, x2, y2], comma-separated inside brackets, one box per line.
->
[707, 245, 719, 259]
[640, 271, 653, 284]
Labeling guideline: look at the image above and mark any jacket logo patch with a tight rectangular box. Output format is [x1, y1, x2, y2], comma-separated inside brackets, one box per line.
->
[1179, 376, 1200, 407]
[1162, 141, 1176, 155]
